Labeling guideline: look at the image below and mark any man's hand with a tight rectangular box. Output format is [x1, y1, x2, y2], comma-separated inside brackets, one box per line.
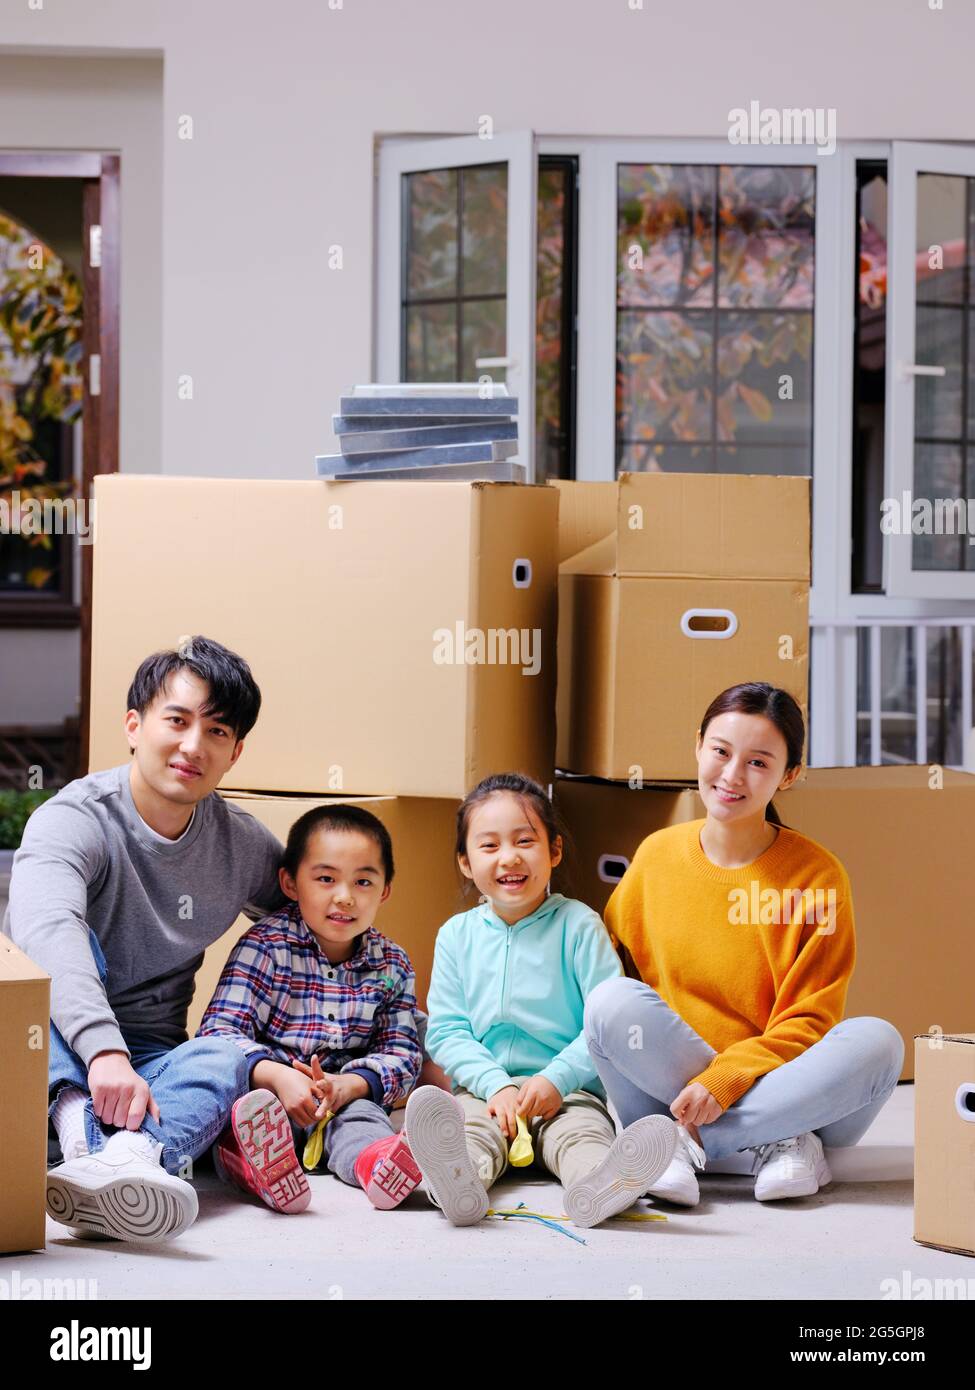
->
[486, 1085, 521, 1140]
[670, 1081, 723, 1130]
[87, 1051, 161, 1131]
[515, 1075, 562, 1123]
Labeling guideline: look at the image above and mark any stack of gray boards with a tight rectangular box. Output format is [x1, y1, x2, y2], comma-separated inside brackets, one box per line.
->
[316, 383, 523, 481]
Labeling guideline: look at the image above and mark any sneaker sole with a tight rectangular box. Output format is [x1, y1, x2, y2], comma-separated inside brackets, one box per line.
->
[46, 1169, 198, 1244]
[564, 1115, 679, 1229]
[231, 1090, 311, 1215]
[362, 1134, 422, 1210]
[405, 1088, 488, 1227]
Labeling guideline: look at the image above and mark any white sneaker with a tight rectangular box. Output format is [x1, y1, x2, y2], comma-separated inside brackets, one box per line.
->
[752, 1132, 831, 1201]
[46, 1135, 199, 1242]
[644, 1123, 707, 1206]
[563, 1115, 679, 1228]
[404, 1086, 489, 1227]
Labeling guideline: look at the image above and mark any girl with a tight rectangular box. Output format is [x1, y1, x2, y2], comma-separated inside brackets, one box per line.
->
[584, 682, 905, 1206]
[197, 803, 423, 1213]
[405, 773, 678, 1228]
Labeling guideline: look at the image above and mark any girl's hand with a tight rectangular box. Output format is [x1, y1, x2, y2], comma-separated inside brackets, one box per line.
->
[670, 1081, 723, 1129]
[515, 1075, 562, 1122]
[486, 1085, 521, 1140]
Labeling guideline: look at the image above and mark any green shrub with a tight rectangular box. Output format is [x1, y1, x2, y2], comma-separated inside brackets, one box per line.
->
[0, 789, 55, 850]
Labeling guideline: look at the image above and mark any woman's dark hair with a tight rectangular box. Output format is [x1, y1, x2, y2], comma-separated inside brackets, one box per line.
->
[454, 771, 576, 898]
[282, 804, 394, 885]
[698, 682, 805, 828]
[126, 635, 262, 743]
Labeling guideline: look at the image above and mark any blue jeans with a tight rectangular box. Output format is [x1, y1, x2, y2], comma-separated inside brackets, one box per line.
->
[48, 929, 256, 1177]
[584, 977, 904, 1163]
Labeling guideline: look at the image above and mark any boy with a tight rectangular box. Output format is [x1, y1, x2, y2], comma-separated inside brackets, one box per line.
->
[198, 804, 423, 1213]
[3, 636, 287, 1243]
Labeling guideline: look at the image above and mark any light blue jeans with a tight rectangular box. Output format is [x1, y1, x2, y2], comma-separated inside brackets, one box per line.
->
[48, 928, 256, 1176]
[584, 977, 904, 1163]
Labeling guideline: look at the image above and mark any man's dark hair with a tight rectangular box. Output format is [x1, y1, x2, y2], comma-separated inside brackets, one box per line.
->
[126, 636, 262, 743]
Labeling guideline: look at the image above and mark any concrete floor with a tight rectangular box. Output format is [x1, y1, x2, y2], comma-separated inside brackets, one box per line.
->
[7, 1082, 971, 1300]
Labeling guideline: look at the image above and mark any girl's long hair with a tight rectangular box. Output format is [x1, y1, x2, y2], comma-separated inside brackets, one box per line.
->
[698, 682, 805, 828]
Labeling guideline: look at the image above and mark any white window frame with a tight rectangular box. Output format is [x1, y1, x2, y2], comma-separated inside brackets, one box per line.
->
[375, 132, 537, 480]
[885, 141, 975, 600]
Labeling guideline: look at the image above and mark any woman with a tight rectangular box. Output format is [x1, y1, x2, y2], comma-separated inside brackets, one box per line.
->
[583, 681, 904, 1204]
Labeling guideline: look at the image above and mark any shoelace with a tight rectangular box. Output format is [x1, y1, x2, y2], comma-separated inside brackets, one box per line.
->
[751, 1136, 800, 1176]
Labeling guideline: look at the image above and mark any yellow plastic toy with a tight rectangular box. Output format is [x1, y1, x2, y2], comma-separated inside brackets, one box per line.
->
[302, 1110, 334, 1171]
[508, 1113, 534, 1167]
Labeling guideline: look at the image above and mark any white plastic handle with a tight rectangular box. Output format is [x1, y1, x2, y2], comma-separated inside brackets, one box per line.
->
[680, 608, 739, 640]
[954, 1082, 975, 1123]
[597, 852, 630, 884]
[512, 557, 532, 589]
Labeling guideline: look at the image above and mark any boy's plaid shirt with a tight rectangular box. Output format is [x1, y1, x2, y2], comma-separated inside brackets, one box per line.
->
[196, 901, 421, 1108]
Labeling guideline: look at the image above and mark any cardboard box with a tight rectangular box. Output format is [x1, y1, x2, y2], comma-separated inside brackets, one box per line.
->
[913, 1032, 975, 1257]
[550, 474, 810, 781]
[89, 476, 558, 798]
[553, 766, 975, 1082]
[0, 936, 49, 1253]
[187, 791, 465, 1034]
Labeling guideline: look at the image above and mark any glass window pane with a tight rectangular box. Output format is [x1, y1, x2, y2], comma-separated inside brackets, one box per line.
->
[718, 166, 815, 309]
[617, 164, 714, 308]
[405, 169, 458, 299]
[914, 305, 963, 438]
[916, 173, 967, 307]
[912, 443, 970, 571]
[851, 163, 888, 594]
[617, 442, 713, 473]
[714, 444, 810, 475]
[536, 161, 574, 480]
[461, 165, 506, 297]
[716, 311, 812, 444]
[617, 310, 712, 444]
[405, 302, 457, 380]
[460, 298, 505, 383]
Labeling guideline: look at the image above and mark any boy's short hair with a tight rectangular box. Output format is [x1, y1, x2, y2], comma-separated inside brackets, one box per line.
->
[126, 636, 262, 742]
[282, 804, 395, 886]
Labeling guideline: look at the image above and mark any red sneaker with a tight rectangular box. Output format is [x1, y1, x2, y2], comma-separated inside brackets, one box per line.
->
[353, 1132, 421, 1210]
[214, 1089, 311, 1215]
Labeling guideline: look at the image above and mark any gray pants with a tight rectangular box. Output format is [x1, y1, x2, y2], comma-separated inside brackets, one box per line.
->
[291, 1100, 394, 1187]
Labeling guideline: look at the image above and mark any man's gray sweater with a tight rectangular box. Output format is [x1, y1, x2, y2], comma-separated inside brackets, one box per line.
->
[2, 763, 287, 1067]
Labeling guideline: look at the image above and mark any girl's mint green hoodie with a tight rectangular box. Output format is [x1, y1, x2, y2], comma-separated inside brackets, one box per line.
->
[425, 891, 623, 1101]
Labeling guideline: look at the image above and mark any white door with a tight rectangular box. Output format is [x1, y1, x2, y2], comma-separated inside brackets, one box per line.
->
[376, 133, 537, 479]
[886, 142, 975, 598]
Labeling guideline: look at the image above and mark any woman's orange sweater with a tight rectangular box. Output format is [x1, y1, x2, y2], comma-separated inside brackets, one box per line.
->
[602, 819, 856, 1110]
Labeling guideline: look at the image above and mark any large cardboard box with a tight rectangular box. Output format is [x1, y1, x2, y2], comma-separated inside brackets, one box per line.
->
[0, 936, 49, 1253]
[187, 791, 465, 1034]
[913, 1033, 975, 1257]
[550, 474, 810, 781]
[89, 476, 558, 798]
[553, 766, 975, 1082]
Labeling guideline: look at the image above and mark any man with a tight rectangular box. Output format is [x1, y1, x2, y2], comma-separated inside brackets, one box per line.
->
[3, 636, 288, 1243]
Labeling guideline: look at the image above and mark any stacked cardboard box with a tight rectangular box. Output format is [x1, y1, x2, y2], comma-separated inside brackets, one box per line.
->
[87, 474, 561, 1019]
[550, 472, 810, 782]
[0, 935, 49, 1253]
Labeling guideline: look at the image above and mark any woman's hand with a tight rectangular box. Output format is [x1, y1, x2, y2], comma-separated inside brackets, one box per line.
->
[670, 1081, 723, 1129]
[486, 1085, 521, 1140]
[515, 1075, 562, 1123]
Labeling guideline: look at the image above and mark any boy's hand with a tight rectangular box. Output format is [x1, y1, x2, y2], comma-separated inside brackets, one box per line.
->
[274, 1066, 327, 1127]
[486, 1085, 521, 1140]
[291, 1055, 369, 1119]
[515, 1075, 562, 1122]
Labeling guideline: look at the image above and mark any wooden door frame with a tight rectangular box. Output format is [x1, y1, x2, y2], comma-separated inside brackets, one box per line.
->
[0, 151, 120, 775]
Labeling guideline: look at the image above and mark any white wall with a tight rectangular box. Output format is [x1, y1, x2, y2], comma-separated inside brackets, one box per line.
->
[1, 0, 970, 486]
[0, 53, 161, 722]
